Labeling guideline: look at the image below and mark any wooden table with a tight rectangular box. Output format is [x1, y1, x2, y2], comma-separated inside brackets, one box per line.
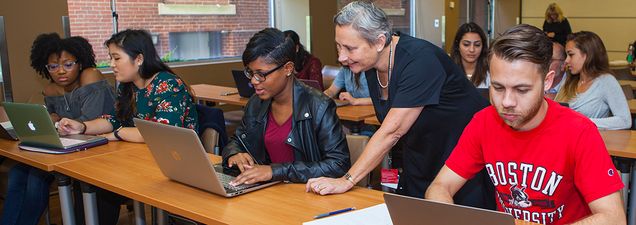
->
[54, 146, 383, 225]
[191, 84, 377, 122]
[628, 99, 636, 114]
[54, 143, 537, 225]
[336, 105, 376, 122]
[600, 130, 636, 225]
[364, 116, 381, 126]
[619, 80, 636, 90]
[0, 139, 141, 225]
[191, 84, 248, 106]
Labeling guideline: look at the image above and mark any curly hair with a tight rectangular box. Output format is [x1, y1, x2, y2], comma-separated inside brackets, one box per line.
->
[30, 33, 96, 81]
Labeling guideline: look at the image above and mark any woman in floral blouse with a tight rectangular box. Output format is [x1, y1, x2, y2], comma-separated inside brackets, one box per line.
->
[58, 29, 198, 142]
[56, 29, 198, 225]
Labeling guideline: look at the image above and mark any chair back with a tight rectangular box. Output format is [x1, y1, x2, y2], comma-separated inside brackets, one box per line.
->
[346, 134, 370, 187]
[196, 104, 228, 155]
[322, 65, 341, 90]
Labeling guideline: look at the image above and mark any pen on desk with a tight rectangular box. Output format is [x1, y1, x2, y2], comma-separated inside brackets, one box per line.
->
[221, 91, 239, 96]
[314, 207, 356, 219]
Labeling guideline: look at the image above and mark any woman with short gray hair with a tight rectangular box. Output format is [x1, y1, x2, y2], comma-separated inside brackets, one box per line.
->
[306, 1, 494, 209]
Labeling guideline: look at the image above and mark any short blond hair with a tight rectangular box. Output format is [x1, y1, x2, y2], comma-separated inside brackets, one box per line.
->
[545, 3, 565, 23]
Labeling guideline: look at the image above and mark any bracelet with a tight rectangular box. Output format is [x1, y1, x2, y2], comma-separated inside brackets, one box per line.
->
[113, 127, 124, 141]
[343, 173, 356, 185]
[80, 122, 87, 134]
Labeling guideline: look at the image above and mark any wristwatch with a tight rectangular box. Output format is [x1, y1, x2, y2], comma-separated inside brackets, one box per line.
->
[344, 173, 356, 185]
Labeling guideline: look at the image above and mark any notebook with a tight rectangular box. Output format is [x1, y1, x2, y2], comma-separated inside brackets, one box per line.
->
[3, 102, 108, 154]
[135, 118, 280, 197]
[384, 193, 515, 225]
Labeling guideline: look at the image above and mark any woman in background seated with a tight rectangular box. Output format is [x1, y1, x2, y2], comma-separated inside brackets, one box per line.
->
[1, 33, 115, 225]
[555, 31, 631, 130]
[223, 28, 350, 185]
[57, 29, 198, 225]
[451, 22, 490, 88]
[284, 30, 325, 90]
[323, 62, 371, 106]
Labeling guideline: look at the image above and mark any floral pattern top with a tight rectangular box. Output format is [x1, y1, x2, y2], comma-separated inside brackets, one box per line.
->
[106, 71, 198, 132]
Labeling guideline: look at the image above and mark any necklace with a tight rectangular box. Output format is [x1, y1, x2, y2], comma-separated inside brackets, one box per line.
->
[63, 86, 79, 111]
[377, 39, 393, 89]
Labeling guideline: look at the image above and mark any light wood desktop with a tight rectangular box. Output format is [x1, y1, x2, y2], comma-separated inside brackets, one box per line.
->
[619, 80, 636, 90]
[628, 99, 636, 114]
[336, 105, 375, 122]
[600, 130, 636, 159]
[191, 84, 248, 106]
[54, 146, 382, 225]
[191, 84, 377, 122]
[364, 116, 381, 126]
[0, 138, 139, 171]
[53, 144, 537, 225]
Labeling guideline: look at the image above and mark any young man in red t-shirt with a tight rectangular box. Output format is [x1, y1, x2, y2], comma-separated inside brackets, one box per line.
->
[425, 24, 625, 225]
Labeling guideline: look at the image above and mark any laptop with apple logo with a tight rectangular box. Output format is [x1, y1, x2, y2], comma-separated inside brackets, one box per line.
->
[2, 102, 108, 154]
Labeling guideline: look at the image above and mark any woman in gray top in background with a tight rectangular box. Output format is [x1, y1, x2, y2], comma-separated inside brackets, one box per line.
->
[0, 33, 114, 225]
[555, 31, 631, 130]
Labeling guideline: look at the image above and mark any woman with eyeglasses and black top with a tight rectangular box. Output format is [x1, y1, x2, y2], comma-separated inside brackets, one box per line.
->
[305, 2, 493, 210]
[222, 28, 350, 186]
[56, 29, 198, 225]
[0, 33, 115, 225]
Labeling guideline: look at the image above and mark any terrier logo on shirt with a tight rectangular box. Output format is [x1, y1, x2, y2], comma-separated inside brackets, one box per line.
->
[510, 185, 532, 208]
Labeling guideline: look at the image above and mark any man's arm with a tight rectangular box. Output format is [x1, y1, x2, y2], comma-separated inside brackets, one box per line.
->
[570, 191, 625, 225]
[425, 165, 469, 203]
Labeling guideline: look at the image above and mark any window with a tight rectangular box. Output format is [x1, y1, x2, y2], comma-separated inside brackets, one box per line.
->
[67, 0, 273, 67]
[337, 0, 413, 36]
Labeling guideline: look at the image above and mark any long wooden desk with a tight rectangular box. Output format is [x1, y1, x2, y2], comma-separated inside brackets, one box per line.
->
[365, 116, 381, 126]
[191, 84, 377, 122]
[191, 84, 248, 106]
[628, 99, 636, 114]
[54, 146, 382, 225]
[600, 130, 636, 225]
[0, 139, 142, 225]
[336, 105, 375, 122]
[53, 144, 537, 225]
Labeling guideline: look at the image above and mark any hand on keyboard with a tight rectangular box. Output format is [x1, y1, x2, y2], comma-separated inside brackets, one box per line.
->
[228, 164, 273, 186]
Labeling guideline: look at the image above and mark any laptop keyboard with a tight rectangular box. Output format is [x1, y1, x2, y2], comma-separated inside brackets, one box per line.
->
[60, 138, 85, 147]
[216, 172, 258, 192]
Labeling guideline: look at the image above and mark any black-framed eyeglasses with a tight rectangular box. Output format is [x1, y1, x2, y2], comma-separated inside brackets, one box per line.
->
[244, 62, 288, 82]
[45, 61, 78, 73]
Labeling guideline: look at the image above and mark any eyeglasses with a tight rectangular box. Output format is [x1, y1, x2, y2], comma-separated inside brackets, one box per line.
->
[244, 62, 288, 82]
[45, 61, 78, 73]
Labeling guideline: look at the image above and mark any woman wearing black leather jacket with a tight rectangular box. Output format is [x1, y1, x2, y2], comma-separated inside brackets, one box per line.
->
[222, 28, 350, 185]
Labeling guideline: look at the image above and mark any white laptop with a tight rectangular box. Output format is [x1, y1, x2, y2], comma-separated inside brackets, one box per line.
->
[134, 118, 280, 197]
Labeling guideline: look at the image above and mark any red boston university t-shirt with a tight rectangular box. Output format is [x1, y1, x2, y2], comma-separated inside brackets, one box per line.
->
[446, 98, 623, 225]
[264, 113, 294, 163]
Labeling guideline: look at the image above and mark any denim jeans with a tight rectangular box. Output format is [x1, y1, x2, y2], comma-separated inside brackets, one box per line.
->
[0, 163, 54, 225]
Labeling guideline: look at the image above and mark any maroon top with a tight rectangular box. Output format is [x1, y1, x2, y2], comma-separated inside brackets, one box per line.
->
[295, 54, 324, 90]
[264, 112, 294, 163]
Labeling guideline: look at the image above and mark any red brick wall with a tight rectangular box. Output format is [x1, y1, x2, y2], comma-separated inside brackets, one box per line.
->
[68, 0, 270, 64]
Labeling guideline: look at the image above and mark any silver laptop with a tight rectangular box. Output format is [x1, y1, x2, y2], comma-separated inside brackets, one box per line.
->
[3, 102, 108, 154]
[0, 121, 18, 140]
[384, 193, 515, 225]
[135, 118, 280, 197]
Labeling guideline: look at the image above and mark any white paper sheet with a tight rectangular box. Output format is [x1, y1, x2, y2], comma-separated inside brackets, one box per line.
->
[303, 203, 393, 225]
